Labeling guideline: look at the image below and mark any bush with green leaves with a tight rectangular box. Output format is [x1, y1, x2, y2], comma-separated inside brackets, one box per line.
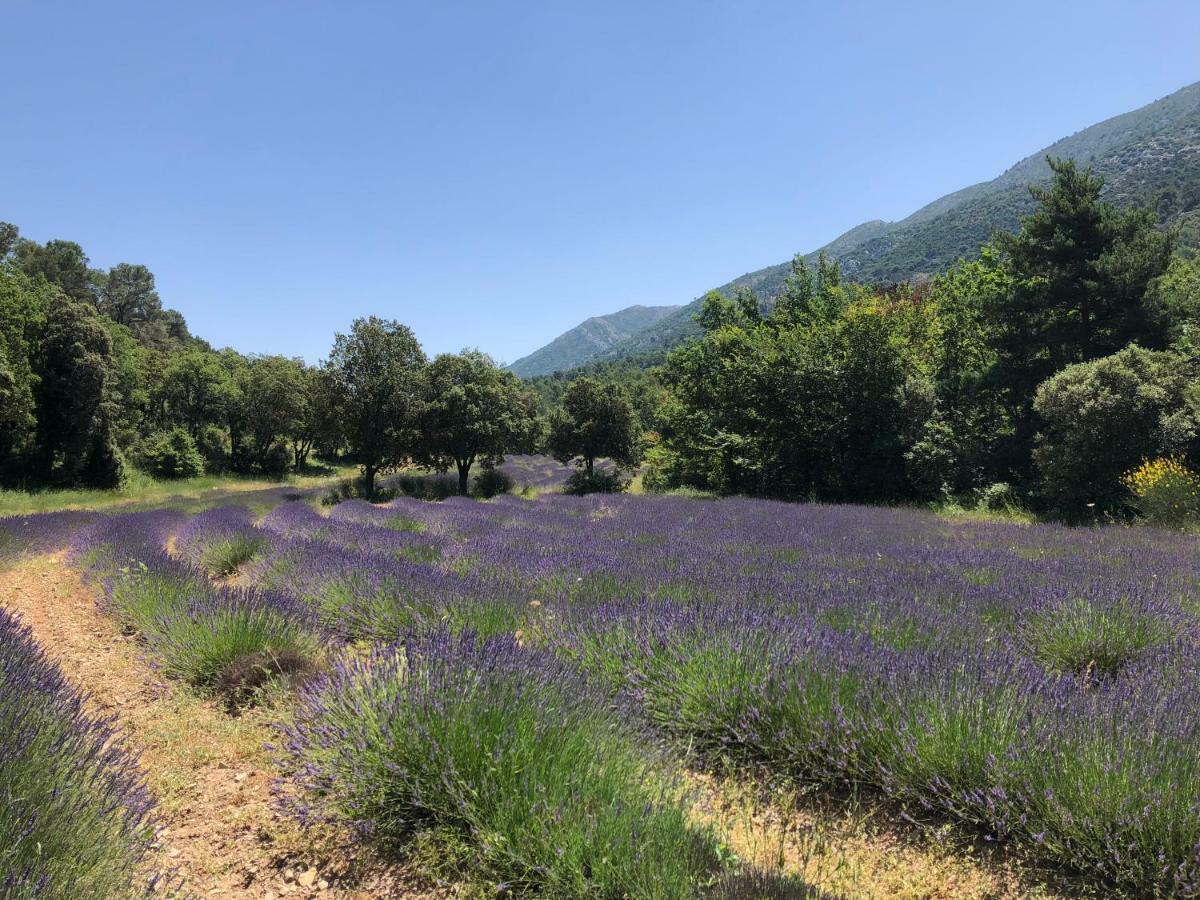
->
[1033, 345, 1199, 520]
[141, 427, 205, 479]
[471, 466, 513, 498]
[194, 424, 230, 473]
[564, 469, 628, 495]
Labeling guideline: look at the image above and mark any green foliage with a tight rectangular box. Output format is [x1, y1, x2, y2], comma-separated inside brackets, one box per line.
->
[547, 376, 642, 479]
[199, 533, 268, 578]
[141, 427, 206, 480]
[987, 159, 1174, 479]
[194, 423, 231, 473]
[661, 271, 918, 502]
[564, 469, 628, 495]
[1148, 253, 1200, 349]
[978, 482, 1020, 513]
[33, 293, 125, 488]
[1032, 345, 1198, 519]
[324, 316, 426, 498]
[471, 466, 514, 498]
[229, 354, 308, 473]
[418, 349, 541, 493]
[154, 349, 238, 437]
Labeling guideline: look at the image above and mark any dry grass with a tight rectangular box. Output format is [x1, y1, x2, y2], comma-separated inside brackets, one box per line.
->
[689, 772, 1095, 900]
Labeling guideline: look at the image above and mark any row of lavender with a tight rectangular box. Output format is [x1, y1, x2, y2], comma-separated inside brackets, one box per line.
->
[246, 495, 1200, 895]
[52, 492, 1200, 895]
[0, 510, 161, 896]
[63, 502, 757, 897]
[0, 607, 157, 898]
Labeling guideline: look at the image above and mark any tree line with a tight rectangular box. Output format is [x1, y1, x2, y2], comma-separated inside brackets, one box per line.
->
[6, 155, 1198, 517]
[644, 158, 1200, 520]
[0, 227, 640, 496]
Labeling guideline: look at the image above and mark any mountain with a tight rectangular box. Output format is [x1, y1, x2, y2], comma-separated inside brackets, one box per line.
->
[507, 304, 681, 377]
[519, 80, 1200, 373]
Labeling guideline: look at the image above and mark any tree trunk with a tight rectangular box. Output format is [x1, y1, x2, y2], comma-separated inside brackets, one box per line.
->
[457, 460, 471, 495]
[363, 463, 376, 499]
[585, 456, 594, 478]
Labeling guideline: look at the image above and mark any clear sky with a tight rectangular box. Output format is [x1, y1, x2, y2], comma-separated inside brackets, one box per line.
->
[2, 1, 1198, 364]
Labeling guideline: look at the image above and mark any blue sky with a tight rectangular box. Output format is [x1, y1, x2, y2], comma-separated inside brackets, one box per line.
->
[3, 1, 1198, 364]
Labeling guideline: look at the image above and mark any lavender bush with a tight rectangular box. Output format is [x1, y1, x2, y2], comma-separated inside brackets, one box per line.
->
[279, 629, 723, 897]
[0, 608, 157, 898]
[70, 511, 323, 694]
[174, 505, 270, 577]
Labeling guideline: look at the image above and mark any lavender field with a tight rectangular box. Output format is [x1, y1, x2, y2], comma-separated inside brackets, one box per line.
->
[8, 486, 1200, 896]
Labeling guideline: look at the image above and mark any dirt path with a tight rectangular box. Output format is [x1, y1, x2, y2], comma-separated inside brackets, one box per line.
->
[0, 554, 440, 899]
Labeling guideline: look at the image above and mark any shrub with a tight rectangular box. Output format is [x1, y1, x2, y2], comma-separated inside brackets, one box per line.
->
[1033, 345, 1198, 520]
[564, 469, 628, 495]
[321, 476, 397, 505]
[280, 630, 723, 897]
[395, 473, 456, 501]
[0, 608, 157, 898]
[174, 506, 268, 577]
[1122, 457, 1200, 529]
[116, 577, 323, 689]
[641, 443, 677, 494]
[978, 481, 1019, 512]
[471, 466, 513, 498]
[142, 428, 205, 480]
[261, 442, 292, 478]
[195, 424, 231, 473]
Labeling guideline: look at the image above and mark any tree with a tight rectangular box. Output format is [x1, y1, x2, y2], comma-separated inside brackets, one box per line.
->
[291, 367, 340, 470]
[324, 317, 426, 497]
[418, 350, 541, 493]
[31, 293, 124, 487]
[987, 158, 1174, 476]
[547, 377, 641, 478]
[99, 263, 162, 328]
[13, 239, 97, 305]
[1032, 345, 1199, 520]
[230, 355, 307, 473]
[0, 266, 45, 480]
[154, 349, 238, 436]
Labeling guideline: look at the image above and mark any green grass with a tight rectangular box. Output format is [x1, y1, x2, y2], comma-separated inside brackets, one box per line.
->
[0, 465, 356, 517]
[199, 533, 269, 578]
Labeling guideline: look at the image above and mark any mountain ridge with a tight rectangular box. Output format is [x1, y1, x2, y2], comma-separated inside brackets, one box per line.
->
[507, 304, 680, 377]
[516, 80, 1200, 374]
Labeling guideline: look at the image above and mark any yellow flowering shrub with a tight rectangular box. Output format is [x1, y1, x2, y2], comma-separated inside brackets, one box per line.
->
[1122, 458, 1200, 528]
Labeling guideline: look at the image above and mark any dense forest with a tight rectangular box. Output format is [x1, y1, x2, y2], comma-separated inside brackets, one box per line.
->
[5, 157, 1200, 523]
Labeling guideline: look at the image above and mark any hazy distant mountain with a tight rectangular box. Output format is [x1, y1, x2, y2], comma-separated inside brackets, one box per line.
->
[517, 80, 1200, 373]
[507, 304, 680, 377]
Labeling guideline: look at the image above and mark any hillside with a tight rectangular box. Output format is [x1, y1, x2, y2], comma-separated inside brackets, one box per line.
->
[507, 304, 679, 377]
[535, 80, 1200, 369]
